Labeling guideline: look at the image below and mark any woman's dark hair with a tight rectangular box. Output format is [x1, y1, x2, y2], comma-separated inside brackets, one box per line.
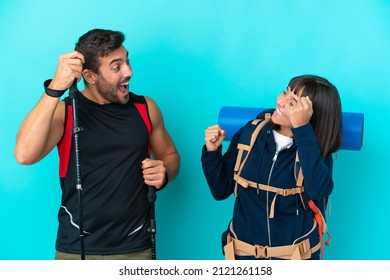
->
[75, 29, 125, 73]
[275, 75, 343, 157]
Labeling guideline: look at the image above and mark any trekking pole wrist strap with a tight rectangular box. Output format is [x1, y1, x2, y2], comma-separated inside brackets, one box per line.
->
[157, 171, 169, 192]
[44, 79, 67, 98]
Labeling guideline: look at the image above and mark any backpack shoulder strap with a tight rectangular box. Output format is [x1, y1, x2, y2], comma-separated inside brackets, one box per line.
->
[58, 99, 73, 178]
[132, 94, 152, 136]
[233, 113, 271, 196]
[296, 153, 331, 258]
[132, 94, 152, 156]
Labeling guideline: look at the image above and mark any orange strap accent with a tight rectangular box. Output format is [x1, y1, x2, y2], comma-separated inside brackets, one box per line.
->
[308, 200, 331, 259]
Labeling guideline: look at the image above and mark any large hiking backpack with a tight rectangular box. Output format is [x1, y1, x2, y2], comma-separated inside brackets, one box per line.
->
[226, 112, 331, 259]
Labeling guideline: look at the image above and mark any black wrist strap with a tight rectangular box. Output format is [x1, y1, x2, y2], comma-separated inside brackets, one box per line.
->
[44, 79, 67, 98]
[157, 171, 169, 192]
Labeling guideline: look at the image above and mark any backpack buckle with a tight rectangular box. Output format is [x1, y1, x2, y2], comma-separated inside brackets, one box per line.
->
[254, 245, 268, 259]
[298, 239, 310, 255]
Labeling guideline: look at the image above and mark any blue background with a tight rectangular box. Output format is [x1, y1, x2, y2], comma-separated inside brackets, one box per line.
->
[0, 0, 389, 260]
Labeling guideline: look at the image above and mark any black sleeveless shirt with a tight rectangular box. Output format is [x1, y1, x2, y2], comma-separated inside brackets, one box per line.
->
[56, 92, 152, 254]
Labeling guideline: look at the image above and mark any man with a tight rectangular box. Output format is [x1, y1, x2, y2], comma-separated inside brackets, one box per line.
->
[14, 29, 180, 260]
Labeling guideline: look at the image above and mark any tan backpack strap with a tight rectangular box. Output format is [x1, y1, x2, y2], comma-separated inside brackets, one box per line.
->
[234, 173, 304, 218]
[224, 221, 238, 260]
[224, 219, 321, 260]
[234, 144, 249, 172]
[234, 144, 249, 196]
[224, 234, 235, 260]
[233, 113, 271, 196]
[234, 174, 304, 196]
[269, 194, 277, 218]
[294, 152, 307, 210]
[229, 220, 238, 239]
[224, 237, 319, 260]
[248, 114, 271, 148]
[295, 152, 304, 187]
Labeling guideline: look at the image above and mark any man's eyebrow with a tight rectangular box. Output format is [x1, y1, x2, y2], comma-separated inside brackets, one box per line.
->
[109, 51, 129, 65]
[109, 58, 123, 65]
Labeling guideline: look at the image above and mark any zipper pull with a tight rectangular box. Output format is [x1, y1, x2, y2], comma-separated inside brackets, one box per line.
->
[273, 151, 279, 162]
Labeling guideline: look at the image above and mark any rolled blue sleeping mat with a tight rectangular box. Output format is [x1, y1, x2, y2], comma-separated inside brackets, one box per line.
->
[218, 106, 364, 151]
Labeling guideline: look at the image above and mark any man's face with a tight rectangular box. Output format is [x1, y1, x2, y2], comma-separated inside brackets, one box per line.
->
[95, 45, 132, 104]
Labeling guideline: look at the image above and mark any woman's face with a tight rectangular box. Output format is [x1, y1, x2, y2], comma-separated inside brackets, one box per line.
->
[271, 87, 303, 137]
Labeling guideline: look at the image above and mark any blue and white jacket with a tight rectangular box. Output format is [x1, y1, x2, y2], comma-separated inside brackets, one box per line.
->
[201, 110, 334, 260]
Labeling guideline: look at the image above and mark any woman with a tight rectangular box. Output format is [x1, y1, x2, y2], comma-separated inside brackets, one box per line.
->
[201, 75, 342, 260]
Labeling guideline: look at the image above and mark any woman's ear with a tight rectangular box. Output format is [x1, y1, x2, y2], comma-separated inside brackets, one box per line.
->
[83, 69, 96, 84]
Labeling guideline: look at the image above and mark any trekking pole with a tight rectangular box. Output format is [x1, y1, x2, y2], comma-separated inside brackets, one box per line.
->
[147, 186, 157, 260]
[69, 79, 85, 260]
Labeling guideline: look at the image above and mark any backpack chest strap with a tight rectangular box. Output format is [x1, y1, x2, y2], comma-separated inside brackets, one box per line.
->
[234, 174, 305, 218]
[234, 174, 304, 196]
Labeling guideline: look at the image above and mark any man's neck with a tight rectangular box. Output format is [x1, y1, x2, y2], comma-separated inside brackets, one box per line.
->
[82, 86, 110, 105]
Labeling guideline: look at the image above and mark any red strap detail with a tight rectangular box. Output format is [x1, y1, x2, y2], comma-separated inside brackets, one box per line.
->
[134, 103, 152, 156]
[57, 105, 73, 178]
[308, 200, 325, 259]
